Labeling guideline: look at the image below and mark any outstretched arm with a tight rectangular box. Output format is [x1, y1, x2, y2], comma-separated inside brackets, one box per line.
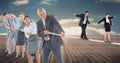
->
[109, 16, 115, 19]
[98, 18, 104, 24]
[73, 13, 82, 17]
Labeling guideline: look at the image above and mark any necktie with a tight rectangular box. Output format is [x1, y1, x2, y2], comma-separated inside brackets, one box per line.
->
[42, 20, 46, 30]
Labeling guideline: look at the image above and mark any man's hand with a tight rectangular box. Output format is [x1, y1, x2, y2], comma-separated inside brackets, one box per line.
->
[44, 30, 50, 35]
[114, 16, 116, 18]
[73, 12, 77, 16]
[61, 32, 65, 37]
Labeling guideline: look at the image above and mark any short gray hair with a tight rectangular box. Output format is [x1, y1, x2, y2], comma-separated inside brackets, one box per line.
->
[37, 7, 46, 15]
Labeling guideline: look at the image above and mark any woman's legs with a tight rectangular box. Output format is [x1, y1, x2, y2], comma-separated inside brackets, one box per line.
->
[21, 45, 25, 58]
[27, 54, 33, 63]
[108, 32, 111, 42]
[104, 32, 107, 41]
[105, 32, 111, 43]
[15, 45, 20, 57]
[35, 53, 40, 63]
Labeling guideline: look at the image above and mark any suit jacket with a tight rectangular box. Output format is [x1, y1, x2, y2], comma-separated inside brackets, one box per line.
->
[98, 16, 114, 27]
[37, 15, 64, 48]
[75, 13, 90, 26]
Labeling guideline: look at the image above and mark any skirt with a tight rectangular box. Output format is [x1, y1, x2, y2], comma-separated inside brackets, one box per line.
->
[16, 30, 25, 45]
[105, 23, 111, 32]
[26, 35, 40, 55]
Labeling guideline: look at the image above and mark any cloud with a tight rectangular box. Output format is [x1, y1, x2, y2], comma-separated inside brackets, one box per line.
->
[89, 18, 94, 21]
[59, 18, 94, 27]
[96, 0, 120, 3]
[59, 18, 79, 25]
[90, 22, 103, 25]
[40, 0, 58, 5]
[13, 0, 29, 6]
[87, 27, 116, 35]
[59, 18, 117, 35]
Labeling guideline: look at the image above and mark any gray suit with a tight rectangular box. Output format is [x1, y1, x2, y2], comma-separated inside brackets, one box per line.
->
[37, 15, 64, 63]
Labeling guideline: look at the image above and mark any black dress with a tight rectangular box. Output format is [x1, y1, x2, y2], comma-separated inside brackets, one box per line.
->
[105, 23, 111, 32]
[98, 16, 114, 32]
[16, 21, 25, 45]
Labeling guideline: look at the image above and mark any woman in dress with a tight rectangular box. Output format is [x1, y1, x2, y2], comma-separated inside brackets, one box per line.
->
[98, 13, 115, 43]
[21, 16, 40, 63]
[15, 12, 26, 58]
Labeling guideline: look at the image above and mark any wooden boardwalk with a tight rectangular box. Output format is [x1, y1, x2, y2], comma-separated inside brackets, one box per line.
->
[0, 35, 120, 63]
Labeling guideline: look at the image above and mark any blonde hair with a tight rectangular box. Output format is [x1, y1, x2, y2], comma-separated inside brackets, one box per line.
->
[10, 13, 16, 18]
[19, 12, 25, 15]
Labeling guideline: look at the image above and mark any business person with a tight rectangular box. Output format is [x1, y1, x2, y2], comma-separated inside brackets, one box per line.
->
[37, 8, 65, 63]
[74, 11, 90, 40]
[9, 13, 18, 53]
[98, 13, 115, 43]
[15, 12, 26, 58]
[3, 13, 14, 56]
[21, 16, 40, 63]
[2, 13, 10, 53]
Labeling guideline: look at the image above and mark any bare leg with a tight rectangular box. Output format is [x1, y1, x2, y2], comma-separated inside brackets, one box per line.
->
[104, 32, 107, 41]
[35, 53, 40, 63]
[27, 54, 33, 63]
[21, 45, 25, 58]
[15, 46, 20, 57]
[108, 32, 111, 41]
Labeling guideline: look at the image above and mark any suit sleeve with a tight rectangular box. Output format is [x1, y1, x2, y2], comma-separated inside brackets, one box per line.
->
[98, 18, 104, 24]
[75, 14, 82, 18]
[37, 21, 44, 37]
[109, 16, 115, 19]
[87, 17, 90, 24]
[51, 15, 65, 34]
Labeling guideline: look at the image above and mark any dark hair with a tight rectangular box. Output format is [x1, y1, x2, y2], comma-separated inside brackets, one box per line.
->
[106, 13, 110, 15]
[24, 16, 30, 19]
[85, 11, 89, 13]
[3, 13, 8, 16]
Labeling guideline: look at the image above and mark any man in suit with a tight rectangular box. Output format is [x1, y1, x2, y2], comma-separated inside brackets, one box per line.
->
[74, 11, 90, 40]
[37, 8, 65, 63]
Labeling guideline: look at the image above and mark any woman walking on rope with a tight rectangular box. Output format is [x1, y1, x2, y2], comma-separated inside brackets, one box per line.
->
[98, 13, 115, 43]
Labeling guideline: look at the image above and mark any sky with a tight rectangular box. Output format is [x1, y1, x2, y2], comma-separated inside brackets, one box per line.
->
[0, 0, 120, 34]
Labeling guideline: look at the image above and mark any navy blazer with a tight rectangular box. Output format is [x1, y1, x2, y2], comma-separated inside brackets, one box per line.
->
[98, 16, 114, 27]
[37, 15, 64, 48]
[75, 13, 90, 26]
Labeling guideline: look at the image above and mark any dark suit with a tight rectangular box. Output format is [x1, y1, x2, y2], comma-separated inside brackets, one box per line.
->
[75, 13, 90, 39]
[37, 15, 64, 63]
[98, 16, 114, 32]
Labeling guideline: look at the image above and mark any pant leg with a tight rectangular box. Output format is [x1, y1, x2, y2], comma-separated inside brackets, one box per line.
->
[81, 26, 84, 38]
[84, 24, 87, 38]
[52, 47, 64, 63]
[43, 46, 51, 63]
[8, 32, 14, 55]
[82, 24, 87, 38]
[14, 30, 18, 41]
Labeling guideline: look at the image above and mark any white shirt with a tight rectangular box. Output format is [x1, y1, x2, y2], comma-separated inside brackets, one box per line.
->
[83, 16, 87, 24]
[24, 22, 37, 38]
[42, 19, 46, 29]
[106, 18, 110, 23]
